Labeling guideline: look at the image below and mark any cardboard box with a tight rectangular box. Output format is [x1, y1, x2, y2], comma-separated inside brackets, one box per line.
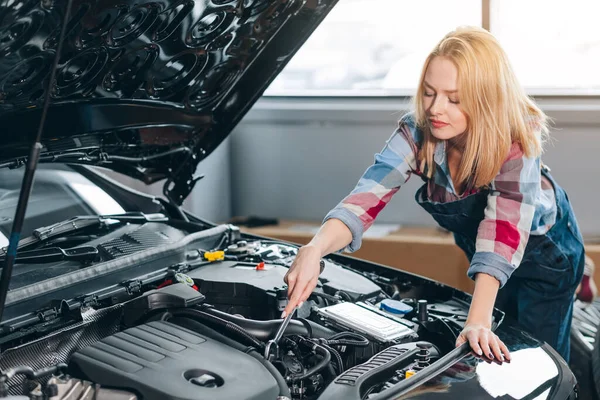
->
[242, 220, 600, 294]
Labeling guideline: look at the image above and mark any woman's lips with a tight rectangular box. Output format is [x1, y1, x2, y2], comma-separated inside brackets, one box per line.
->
[431, 119, 449, 129]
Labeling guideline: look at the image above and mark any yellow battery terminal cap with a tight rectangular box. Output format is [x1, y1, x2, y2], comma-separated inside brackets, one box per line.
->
[204, 251, 225, 262]
[405, 370, 416, 378]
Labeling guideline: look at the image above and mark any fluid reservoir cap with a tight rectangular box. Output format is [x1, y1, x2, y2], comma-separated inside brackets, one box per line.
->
[380, 299, 413, 315]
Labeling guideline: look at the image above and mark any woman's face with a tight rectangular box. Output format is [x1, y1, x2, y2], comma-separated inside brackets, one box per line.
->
[422, 56, 468, 142]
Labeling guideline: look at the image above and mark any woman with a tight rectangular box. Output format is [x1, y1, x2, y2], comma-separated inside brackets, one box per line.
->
[282, 26, 585, 363]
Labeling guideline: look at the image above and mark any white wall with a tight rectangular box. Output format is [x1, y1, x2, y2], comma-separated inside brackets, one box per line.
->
[229, 96, 600, 236]
[108, 96, 600, 236]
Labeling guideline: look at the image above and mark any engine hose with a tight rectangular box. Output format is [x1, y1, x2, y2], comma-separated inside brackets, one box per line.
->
[200, 306, 335, 340]
[335, 291, 353, 302]
[327, 332, 369, 347]
[325, 338, 369, 347]
[311, 291, 341, 303]
[329, 331, 369, 341]
[167, 317, 291, 399]
[246, 350, 291, 400]
[0, 363, 69, 397]
[0, 363, 68, 383]
[288, 339, 332, 382]
[296, 318, 313, 338]
[164, 308, 264, 350]
[320, 342, 344, 373]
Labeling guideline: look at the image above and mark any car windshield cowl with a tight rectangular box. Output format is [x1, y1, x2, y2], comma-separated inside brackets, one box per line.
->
[0, 246, 99, 265]
[4, 212, 170, 253]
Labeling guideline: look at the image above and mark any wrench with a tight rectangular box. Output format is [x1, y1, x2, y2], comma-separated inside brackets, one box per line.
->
[264, 306, 297, 360]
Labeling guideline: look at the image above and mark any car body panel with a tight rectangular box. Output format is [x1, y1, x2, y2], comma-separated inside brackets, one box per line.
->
[0, 0, 339, 202]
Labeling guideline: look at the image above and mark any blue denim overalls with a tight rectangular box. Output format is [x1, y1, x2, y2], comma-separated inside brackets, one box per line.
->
[415, 166, 585, 361]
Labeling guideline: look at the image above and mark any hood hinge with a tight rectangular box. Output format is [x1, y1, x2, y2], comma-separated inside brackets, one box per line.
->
[164, 172, 205, 207]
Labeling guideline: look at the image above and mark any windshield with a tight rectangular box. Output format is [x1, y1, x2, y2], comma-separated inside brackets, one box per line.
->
[0, 164, 126, 247]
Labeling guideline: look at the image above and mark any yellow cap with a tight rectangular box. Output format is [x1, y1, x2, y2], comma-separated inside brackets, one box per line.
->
[405, 370, 416, 378]
[204, 251, 225, 262]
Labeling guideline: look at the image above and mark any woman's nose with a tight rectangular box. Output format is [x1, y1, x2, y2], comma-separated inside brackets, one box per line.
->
[430, 97, 445, 116]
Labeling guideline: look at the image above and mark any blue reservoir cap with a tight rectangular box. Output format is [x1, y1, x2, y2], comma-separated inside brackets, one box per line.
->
[380, 299, 413, 315]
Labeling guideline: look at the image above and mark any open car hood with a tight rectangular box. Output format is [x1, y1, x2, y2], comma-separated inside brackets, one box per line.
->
[0, 0, 337, 203]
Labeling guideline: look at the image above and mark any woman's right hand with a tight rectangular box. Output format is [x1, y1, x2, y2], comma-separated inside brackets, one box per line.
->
[281, 244, 323, 318]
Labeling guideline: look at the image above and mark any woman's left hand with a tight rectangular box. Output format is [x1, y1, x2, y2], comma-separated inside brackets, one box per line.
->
[456, 323, 511, 364]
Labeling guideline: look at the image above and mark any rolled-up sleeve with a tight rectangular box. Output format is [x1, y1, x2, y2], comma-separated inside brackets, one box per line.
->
[468, 143, 541, 287]
[323, 115, 420, 252]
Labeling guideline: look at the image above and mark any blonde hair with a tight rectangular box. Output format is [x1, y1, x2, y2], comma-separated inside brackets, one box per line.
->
[414, 26, 549, 189]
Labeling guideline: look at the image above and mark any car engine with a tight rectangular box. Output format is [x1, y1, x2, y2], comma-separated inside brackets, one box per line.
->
[0, 223, 479, 400]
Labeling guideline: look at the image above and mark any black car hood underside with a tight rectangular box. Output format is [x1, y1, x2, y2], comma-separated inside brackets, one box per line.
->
[0, 0, 337, 203]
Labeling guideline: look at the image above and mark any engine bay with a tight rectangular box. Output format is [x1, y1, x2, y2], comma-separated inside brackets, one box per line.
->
[0, 218, 488, 400]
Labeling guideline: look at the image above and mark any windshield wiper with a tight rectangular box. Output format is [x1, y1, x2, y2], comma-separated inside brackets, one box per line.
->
[9, 212, 168, 251]
[0, 246, 98, 264]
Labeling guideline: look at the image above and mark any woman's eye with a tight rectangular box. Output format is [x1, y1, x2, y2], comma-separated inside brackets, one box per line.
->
[424, 92, 434, 97]
[449, 98, 460, 104]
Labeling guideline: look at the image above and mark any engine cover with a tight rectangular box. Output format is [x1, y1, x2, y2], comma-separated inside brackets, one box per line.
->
[187, 260, 383, 319]
[69, 321, 279, 400]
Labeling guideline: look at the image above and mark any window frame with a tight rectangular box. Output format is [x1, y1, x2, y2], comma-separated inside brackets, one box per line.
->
[264, 0, 600, 98]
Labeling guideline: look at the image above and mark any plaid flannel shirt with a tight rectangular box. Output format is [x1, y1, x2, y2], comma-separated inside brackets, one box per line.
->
[324, 113, 557, 287]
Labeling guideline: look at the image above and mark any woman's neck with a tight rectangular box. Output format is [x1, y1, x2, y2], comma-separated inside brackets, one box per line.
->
[446, 135, 468, 196]
[447, 132, 468, 153]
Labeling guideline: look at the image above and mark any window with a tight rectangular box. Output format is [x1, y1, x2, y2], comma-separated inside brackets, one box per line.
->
[265, 0, 600, 96]
[490, 0, 600, 94]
